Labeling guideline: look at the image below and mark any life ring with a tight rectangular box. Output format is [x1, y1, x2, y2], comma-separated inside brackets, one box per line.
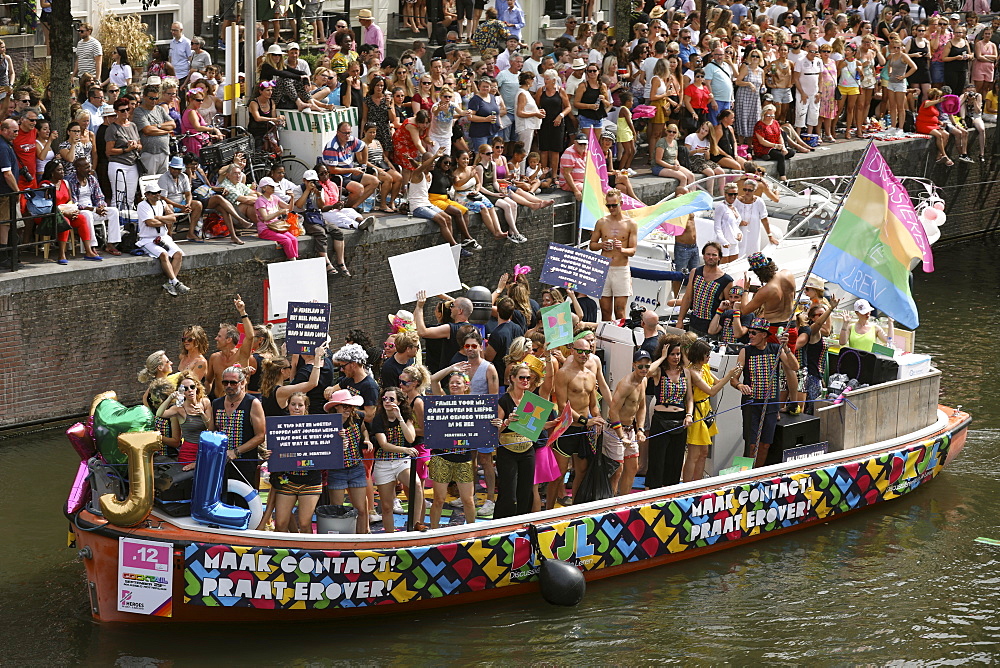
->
[227, 479, 264, 530]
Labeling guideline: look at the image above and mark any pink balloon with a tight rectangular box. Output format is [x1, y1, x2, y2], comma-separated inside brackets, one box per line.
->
[933, 202, 945, 210]
[67, 418, 97, 461]
[922, 208, 939, 223]
[66, 460, 91, 514]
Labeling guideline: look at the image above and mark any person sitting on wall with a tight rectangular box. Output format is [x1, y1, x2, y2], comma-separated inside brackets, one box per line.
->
[136, 182, 189, 297]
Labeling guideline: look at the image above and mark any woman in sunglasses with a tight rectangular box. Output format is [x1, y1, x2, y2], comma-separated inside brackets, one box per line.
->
[178, 325, 210, 383]
[573, 62, 611, 130]
[247, 80, 286, 152]
[157, 373, 214, 470]
[371, 386, 422, 533]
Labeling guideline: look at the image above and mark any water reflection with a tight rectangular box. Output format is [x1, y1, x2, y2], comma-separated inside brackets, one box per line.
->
[2, 240, 999, 666]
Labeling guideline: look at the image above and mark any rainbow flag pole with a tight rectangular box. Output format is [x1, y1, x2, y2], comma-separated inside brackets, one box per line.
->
[810, 142, 932, 329]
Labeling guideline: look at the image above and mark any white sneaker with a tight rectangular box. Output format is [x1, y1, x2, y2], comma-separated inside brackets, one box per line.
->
[162, 282, 178, 296]
[358, 215, 375, 231]
[425, 498, 433, 508]
[625, 168, 637, 177]
[174, 281, 190, 295]
[446, 498, 464, 508]
[392, 498, 404, 513]
[369, 511, 382, 523]
[477, 499, 495, 517]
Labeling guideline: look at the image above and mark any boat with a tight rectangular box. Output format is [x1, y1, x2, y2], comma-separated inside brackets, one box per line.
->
[66, 366, 969, 623]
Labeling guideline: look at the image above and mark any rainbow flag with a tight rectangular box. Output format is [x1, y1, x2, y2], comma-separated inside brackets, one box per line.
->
[578, 128, 712, 238]
[546, 401, 574, 448]
[812, 144, 933, 329]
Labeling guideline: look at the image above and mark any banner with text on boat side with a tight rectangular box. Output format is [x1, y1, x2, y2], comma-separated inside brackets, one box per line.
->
[182, 432, 951, 610]
[118, 537, 173, 617]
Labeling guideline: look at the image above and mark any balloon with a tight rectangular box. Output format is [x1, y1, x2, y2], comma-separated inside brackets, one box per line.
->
[66, 418, 97, 461]
[99, 431, 162, 526]
[527, 524, 586, 607]
[191, 431, 252, 530]
[92, 395, 154, 466]
[66, 461, 91, 514]
[933, 201, 945, 210]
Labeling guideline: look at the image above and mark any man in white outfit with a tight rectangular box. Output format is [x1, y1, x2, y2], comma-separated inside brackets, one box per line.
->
[714, 182, 742, 262]
[793, 43, 822, 133]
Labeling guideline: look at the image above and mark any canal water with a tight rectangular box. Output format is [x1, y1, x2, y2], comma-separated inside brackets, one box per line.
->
[2, 239, 998, 666]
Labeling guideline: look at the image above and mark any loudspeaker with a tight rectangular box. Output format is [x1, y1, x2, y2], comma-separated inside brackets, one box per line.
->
[765, 412, 821, 466]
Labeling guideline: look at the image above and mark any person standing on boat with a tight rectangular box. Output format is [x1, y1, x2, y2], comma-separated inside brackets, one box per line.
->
[731, 318, 799, 468]
[839, 299, 894, 352]
[605, 349, 651, 495]
[205, 296, 255, 399]
[796, 296, 840, 414]
[740, 252, 796, 341]
[732, 180, 776, 258]
[496, 362, 551, 519]
[675, 242, 733, 337]
[588, 188, 638, 321]
[714, 183, 743, 264]
[548, 336, 605, 508]
[371, 386, 421, 534]
[212, 364, 267, 494]
[645, 336, 693, 489]
[415, 290, 475, 373]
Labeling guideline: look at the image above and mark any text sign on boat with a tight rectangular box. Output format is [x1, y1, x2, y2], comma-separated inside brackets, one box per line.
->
[423, 394, 499, 451]
[266, 413, 344, 472]
[540, 243, 611, 299]
[782, 442, 829, 463]
[118, 537, 173, 617]
[284, 302, 331, 355]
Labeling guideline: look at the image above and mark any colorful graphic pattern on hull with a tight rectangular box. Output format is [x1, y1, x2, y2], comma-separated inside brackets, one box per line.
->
[184, 432, 950, 609]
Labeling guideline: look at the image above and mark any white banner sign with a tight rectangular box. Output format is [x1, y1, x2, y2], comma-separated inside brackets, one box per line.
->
[388, 243, 463, 304]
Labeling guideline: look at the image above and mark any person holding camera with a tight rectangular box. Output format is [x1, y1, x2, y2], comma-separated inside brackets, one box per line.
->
[293, 165, 372, 276]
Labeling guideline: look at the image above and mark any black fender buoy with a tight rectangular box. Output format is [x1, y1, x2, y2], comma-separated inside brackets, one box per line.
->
[528, 524, 586, 606]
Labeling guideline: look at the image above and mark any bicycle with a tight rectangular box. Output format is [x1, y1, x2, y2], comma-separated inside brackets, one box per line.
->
[227, 124, 310, 184]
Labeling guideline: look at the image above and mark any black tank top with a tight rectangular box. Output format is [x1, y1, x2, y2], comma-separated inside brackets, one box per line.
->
[718, 125, 736, 158]
[259, 389, 286, 417]
[246, 352, 265, 393]
[579, 82, 606, 121]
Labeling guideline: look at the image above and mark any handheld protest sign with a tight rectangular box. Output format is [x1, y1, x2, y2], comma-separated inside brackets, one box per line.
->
[423, 394, 499, 451]
[539, 242, 611, 299]
[285, 302, 331, 355]
[267, 257, 328, 320]
[507, 391, 555, 442]
[266, 413, 345, 472]
[540, 301, 574, 350]
[388, 243, 463, 304]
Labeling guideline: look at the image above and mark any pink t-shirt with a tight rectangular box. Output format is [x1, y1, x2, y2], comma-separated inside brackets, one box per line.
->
[255, 193, 282, 233]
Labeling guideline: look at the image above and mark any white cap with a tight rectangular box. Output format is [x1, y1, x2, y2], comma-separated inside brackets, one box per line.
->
[853, 299, 874, 315]
[302, 169, 319, 181]
[287, 42, 300, 51]
[258, 176, 278, 189]
[144, 182, 162, 194]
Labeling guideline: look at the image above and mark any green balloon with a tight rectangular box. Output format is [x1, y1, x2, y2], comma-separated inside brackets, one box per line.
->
[92, 399, 154, 466]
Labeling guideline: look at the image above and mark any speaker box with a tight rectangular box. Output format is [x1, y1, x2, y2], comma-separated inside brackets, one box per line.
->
[765, 412, 822, 466]
[829, 347, 899, 386]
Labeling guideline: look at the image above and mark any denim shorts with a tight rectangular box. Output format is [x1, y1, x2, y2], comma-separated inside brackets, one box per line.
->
[412, 205, 444, 220]
[673, 242, 700, 273]
[930, 61, 945, 83]
[326, 464, 367, 489]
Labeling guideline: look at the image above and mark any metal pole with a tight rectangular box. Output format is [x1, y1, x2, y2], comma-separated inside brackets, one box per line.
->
[244, 0, 258, 109]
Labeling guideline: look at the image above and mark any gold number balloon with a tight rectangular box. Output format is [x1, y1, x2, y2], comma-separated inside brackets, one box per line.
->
[99, 432, 163, 526]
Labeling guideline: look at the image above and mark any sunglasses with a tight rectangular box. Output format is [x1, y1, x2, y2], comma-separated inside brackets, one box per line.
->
[666, 129, 678, 133]
[515, 375, 533, 381]
[725, 192, 738, 196]
[221, 379, 240, 386]
[573, 348, 590, 354]
[635, 364, 651, 369]
[383, 396, 398, 402]
[181, 336, 194, 343]
[181, 385, 197, 391]
[742, 188, 755, 193]
[464, 343, 480, 349]
[606, 202, 619, 208]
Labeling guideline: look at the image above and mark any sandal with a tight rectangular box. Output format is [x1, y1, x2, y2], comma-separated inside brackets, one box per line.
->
[104, 246, 122, 256]
[337, 263, 351, 277]
[326, 263, 338, 275]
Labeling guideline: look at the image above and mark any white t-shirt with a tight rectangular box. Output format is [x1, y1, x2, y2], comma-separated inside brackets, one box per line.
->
[641, 56, 659, 97]
[136, 199, 165, 241]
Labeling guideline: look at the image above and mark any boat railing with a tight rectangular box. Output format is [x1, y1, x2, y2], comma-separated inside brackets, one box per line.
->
[816, 368, 941, 452]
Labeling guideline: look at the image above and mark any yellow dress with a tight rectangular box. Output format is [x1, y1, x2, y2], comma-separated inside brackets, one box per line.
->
[688, 363, 718, 446]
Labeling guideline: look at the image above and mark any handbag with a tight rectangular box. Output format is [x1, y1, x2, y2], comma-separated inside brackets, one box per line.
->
[25, 190, 53, 217]
[302, 210, 324, 226]
[695, 398, 715, 428]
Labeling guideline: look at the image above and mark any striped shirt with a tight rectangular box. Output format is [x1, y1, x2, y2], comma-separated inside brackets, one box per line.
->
[75, 38, 102, 76]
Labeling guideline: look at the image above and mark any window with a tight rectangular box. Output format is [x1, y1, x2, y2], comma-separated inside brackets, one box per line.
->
[140, 12, 176, 42]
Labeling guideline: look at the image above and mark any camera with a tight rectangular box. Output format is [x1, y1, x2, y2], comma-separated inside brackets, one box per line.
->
[623, 304, 646, 330]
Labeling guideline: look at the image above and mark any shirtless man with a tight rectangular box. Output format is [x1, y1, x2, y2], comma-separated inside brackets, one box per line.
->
[741, 252, 797, 394]
[205, 295, 255, 398]
[675, 242, 733, 336]
[740, 252, 796, 340]
[549, 337, 605, 508]
[577, 328, 613, 404]
[670, 213, 699, 300]
[589, 188, 638, 321]
[605, 350, 650, 495]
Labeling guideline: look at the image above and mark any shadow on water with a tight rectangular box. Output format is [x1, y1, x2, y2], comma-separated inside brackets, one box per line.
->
[3, 240, 1000, 666]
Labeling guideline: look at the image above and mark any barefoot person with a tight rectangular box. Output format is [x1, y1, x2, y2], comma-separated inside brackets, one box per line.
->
[605, 349, 650, 495]
[740, 252, 796, 340]
[548, 336, 605, 508]
[588, 188, 638, 321]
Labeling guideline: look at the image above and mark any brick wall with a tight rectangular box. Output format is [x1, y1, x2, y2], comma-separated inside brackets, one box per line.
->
[0, 207, 557, 427]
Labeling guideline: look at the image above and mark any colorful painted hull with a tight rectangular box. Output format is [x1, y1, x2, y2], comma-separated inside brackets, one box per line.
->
[69, 407, 970, 623]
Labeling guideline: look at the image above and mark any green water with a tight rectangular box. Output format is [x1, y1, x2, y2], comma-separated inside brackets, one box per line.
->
[2, 239, 998, 666]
